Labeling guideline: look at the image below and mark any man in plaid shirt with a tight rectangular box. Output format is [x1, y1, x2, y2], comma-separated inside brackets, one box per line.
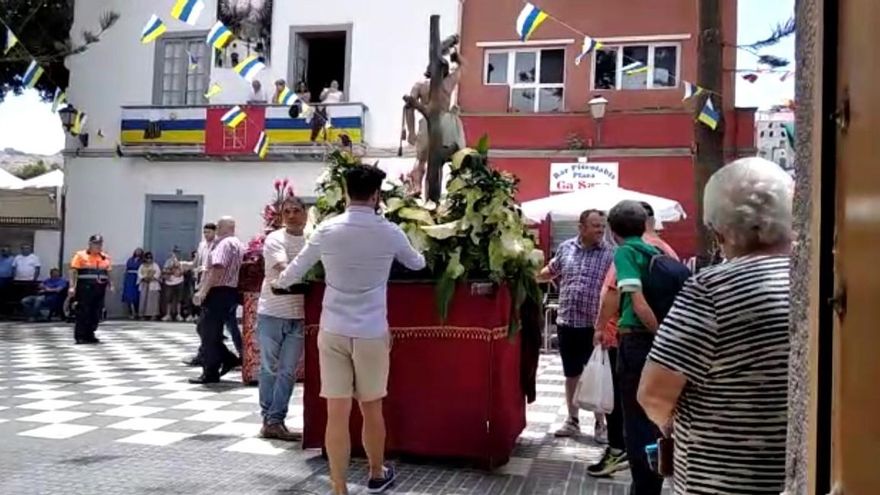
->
[538, 209, 614, 437]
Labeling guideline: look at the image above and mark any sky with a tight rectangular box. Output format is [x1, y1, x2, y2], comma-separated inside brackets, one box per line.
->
[0, 0, 795, 156]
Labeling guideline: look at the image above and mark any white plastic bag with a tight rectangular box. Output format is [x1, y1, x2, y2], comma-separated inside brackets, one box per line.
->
[575, 347, 614, 413]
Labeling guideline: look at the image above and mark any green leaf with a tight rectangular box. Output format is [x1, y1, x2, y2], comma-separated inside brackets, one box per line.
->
[398, 207, 435, 225]
[475, 134, 490, 156]
[422, 220, 461, 240]
[435, 248, 465, 321]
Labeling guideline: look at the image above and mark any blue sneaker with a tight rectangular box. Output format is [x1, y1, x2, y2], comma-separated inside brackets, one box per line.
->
[366, 465, 397, 493]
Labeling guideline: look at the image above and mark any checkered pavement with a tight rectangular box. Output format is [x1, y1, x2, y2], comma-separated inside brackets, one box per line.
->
[0, 321, 636, 493]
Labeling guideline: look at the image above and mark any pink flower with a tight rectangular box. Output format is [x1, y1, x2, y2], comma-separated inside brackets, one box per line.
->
[273, 179, 282, 190]
[286, 186, 294, 196]
[282, 178, 289, 187]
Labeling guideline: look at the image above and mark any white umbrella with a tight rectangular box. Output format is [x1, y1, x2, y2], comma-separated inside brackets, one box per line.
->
[16, 169, 64, 189]
[0, 168, 24, 189]
[521, 186, 687, 224]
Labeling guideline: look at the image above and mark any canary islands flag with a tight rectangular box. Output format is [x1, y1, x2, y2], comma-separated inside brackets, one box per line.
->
[207, 21, 233, 50]
[222, 106, 247, 128]
[233, 54, 265, 83]
[21, 61, 44, 89]
[171, 0, 205, 26]
[575, 36, 602, 66]
[51, 88, 67, 113]
[204, 83, 222, 99]
[516, 3, 549, 41]
[277, 87, 298, 106]
[698, 98, 720, 130]
[141, 15, 167, 44]
[4, 28, 18, 55]
[254, 131, 269, 159]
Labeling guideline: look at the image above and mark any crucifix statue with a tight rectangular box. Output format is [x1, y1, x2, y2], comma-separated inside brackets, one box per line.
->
[402, 16, 466, 201]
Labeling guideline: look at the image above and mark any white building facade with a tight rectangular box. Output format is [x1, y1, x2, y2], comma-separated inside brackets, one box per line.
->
[755, 109, 795, 171]
[64, 0, 459, 313]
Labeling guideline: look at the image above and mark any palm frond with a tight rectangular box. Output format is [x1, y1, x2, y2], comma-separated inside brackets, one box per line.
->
[739, 16, 795, 50]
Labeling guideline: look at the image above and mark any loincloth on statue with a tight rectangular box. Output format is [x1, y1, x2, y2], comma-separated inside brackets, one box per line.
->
[416, 110, 466, 161]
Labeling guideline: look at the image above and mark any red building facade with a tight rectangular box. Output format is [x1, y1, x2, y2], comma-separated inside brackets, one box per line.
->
[457, 0, 755, 257]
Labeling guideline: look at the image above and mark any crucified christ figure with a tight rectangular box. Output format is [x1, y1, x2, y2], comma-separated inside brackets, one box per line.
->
[402, 36, 466, 196]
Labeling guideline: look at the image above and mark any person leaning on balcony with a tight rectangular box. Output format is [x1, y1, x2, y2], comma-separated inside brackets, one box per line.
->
[272, 78, 286, 104]
[320, 80, 344, 103]
[295, 81, 311, 103]
[274, 165, 426, 495]
[638, 158, 793, 495]
[249, 79, 268, 104]
[69, 235, 112, 345]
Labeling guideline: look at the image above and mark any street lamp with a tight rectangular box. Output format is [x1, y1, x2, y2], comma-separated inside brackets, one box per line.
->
[588, 96, 608, 145]
[57, 104, 78, 133]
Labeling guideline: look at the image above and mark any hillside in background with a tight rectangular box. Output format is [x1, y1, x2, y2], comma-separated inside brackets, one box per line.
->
[0, 148, 63, 176]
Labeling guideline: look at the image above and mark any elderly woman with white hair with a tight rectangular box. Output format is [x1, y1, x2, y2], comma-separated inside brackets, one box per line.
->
[637, 157, 793, 495]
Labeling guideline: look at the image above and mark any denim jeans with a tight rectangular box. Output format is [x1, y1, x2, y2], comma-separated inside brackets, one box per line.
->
[257, 314, 305, 425]
[618, 332, 664, 495]
[226, 305, 242, 355]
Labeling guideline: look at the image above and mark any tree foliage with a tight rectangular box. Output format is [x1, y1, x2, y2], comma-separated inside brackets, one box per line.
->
[0, 0, 118, 102]
[13, 159, 58, 180]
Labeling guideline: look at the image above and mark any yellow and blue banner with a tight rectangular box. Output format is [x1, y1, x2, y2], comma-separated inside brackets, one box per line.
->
[233, 54, 265, 83]
[516, 3, 549, 41]
[698, 98, 720, 130]
[171, 0, 205, 26]
[207, 21, 233, 50]
[21, 61, 44, 89]
[276, 87, 297, 106]
[121, 107, 206, 145]
[4, 27, 18, 55]
[141, 15, 167, 44]
[254, 132, 269, 159]
[221, 105, 247, 128]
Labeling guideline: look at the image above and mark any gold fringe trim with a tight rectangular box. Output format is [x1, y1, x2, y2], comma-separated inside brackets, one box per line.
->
[304, 324, 508, 341]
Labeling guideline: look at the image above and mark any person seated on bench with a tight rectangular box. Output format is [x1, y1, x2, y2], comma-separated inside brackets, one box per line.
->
[21, 269, 68, 322]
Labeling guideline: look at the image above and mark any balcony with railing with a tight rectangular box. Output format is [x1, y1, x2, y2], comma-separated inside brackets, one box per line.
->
[119, 102, 368, 158]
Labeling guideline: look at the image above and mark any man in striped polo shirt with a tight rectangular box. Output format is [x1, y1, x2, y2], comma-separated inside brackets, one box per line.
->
[190, 216, 243, 384]
[256, 197, 307, 441]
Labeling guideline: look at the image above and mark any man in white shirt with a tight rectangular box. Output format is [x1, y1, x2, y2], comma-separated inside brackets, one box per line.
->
[276, 165, 425, 495]
[248, 79, 268, 103]
[256, 196, 307, 441]
[13, 244, 41, 281]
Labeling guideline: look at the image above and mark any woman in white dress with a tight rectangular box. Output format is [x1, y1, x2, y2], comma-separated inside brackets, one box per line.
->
[137, 252, 162, 320]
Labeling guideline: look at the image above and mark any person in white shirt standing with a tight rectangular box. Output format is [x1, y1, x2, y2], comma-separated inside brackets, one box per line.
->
[257, 195, 308, 441]
[13, 244, 41, 281]
[276, 165, 425, 495]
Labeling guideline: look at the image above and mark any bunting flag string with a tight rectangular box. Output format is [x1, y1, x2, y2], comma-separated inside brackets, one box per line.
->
[254, 131, 269, 159]
[207, 21, 234, 50]
[21, 60, 44, 88]
[515, 3, 549, 42]
[233, 54, 266, 83]
[204, 82, 223, 99]
[186, 49, 199, 71]
[574, 36, 601, 66]
[51, 88, 67, 113]
[221, 106, 247, 129]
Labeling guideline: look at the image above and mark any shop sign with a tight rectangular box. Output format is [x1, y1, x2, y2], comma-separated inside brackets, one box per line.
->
[549, 162, 619, 192]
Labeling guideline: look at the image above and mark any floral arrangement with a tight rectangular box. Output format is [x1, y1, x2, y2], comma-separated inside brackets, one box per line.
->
[308, 138, 544, 334]
[239, 178, 297, 292]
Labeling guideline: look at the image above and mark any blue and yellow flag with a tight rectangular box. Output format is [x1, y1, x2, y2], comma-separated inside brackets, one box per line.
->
[277, 87, 298, 106]
[698, 98, 720, 130]
[21, 61, 44, 89]
[171, 0, 205, 26]
[141, 15, 167, 44]
[207, 21, 233, 50]
[51, 88, 67, 113]
[4, 27, 18, 55]
[204, 83, 222, 99]
[254, 131, 269, 159]
[575, 36, 602, 66]
[221, 106, 246, 128]
[516, 3, 549, 41]
[233, 54, 266, 83]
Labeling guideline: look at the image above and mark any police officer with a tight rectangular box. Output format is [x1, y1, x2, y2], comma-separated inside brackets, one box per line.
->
[69, 234, 112, 344]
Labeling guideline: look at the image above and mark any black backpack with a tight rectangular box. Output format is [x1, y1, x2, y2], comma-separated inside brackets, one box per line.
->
[631, 245, 692, 323]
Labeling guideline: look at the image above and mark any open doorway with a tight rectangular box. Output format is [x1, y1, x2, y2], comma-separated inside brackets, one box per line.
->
[290, 25, 351, 103]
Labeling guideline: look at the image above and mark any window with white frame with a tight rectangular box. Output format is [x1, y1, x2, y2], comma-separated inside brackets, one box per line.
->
[592, 43, 680, 90]
[484, 48, 565, 113]
[154, 35, 210, 106]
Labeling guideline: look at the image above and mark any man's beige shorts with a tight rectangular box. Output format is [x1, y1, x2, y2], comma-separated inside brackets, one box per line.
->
[317, 330, 391, 402]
